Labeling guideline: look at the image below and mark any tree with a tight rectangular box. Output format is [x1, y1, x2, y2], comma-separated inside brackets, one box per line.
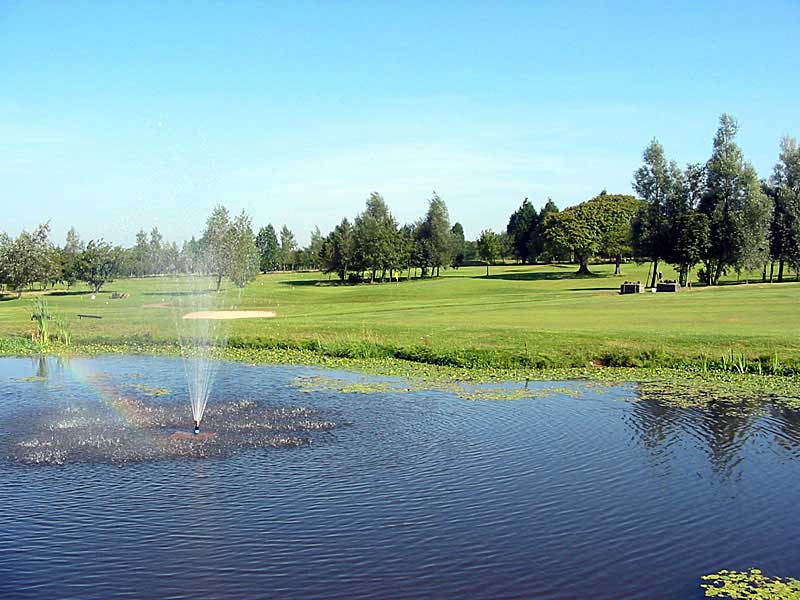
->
[0, 223, 54, 297]
[632, 139, 683, 287]
[149, 227, 164, 274]
[74, 239, 121, 293]
[767, 137, 800, 282]
[669, 212, 710, 286]
[506, 198, 539, 263]
[179, 237, 203, 274]
[595, 195, 642, 275]
[129, 229, 150, 276]
[201, 205, 232, 291]
[320, 218, 354, 281]
[307, 226, 324, 271]
[450, 222, 466, 267]
[353, 192, 398, 282]
[537, 199, 564, 262]
[279, 225, 297, 271]
[699, 114, 772, 284]
[61, 227, 84, 287]
[543, 194, 639, 275]
[226, 211, 259, 287]
[476, 229, 502, 276]
[416, 192, 452, 277]
[255, 224, 280, 272]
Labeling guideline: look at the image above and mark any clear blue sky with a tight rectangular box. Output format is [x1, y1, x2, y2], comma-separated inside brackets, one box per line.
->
[3, 0, 799, 245]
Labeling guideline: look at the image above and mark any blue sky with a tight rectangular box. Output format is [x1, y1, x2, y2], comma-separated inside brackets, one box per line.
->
[2, 0, 799, 245]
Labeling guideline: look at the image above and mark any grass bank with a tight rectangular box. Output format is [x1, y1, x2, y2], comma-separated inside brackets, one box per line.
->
[2, 262, 799, 369]
[0, 265, 800, 376]
[1, 262, 799, 401]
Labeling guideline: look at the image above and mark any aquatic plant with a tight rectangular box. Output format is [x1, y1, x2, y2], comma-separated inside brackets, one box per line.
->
[30, 298, 71, 347]
[701, 569, 800, 599]
[30, 297, 52, 344]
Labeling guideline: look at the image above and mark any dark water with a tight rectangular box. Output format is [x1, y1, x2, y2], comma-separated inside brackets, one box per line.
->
[0, 356, 798, 600]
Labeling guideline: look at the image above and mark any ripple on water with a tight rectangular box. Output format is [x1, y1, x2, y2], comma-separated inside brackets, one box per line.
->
[2, 391, 343, 465]
[1, 356, 799, 600]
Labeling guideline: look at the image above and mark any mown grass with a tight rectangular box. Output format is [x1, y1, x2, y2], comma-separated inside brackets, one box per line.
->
[1, 262, 799, 380]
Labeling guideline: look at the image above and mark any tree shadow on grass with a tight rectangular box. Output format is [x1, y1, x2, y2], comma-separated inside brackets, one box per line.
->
[475, 269, 608, 282]
[48, 290, 94, 297]
[277, 277, 419, 287]
[141, 290, 215, 297]
[277, 279, 332, 287]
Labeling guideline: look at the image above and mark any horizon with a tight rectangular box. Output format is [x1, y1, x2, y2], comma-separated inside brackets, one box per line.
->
[3, 1, 799, 245]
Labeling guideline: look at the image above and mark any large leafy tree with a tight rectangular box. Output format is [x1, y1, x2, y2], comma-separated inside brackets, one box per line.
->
[255, 224, 280, 272]
[596, 195, 642, 274]
[543, 193, 639, 275]
[74, 239, 122, 293]
[699, 114, 772, 285]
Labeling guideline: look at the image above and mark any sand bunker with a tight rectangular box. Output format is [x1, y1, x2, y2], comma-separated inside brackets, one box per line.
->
[182, 310, 277, 320]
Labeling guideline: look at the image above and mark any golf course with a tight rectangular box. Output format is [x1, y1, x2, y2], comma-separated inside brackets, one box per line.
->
[2, 262, 798, 378]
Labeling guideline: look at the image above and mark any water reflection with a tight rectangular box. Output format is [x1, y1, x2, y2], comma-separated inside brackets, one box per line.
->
[1, 356, 799, 600]
[627, 396, 800, 479]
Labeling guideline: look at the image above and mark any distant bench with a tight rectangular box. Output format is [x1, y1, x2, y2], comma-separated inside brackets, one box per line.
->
[77, 314, 103, 320]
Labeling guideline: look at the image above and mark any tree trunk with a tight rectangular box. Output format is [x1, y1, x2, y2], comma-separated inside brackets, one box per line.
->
[713, 260, 724, 286]
[486, 262, 490, 277]
[216, 272, 223, 291]
[576, 256, 592, 275]
[649, 258, 659, 288]
[778, 258, 785, 283]
[769, 261, 775, 283]
[762, 263, 768, 283]
[614, 254, 621, 275]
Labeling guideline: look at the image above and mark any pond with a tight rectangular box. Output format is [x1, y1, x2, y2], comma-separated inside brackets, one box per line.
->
[0, 356, 798, 599]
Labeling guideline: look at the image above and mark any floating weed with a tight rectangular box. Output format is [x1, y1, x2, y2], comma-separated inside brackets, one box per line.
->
[293, 374, 585, 402]
[701, 568, 800, 599]
[2, 339, 800, 410]
[129, 384, 172, 397]
[15, 375, 47, 383]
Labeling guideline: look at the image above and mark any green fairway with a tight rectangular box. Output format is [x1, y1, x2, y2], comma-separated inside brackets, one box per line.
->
[1, 262, 798, 373]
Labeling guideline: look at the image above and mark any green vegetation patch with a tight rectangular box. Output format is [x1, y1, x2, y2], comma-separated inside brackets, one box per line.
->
[295, 374, 602, 402]
[129, 383, 172, 397]
[702, 569, 800, 599]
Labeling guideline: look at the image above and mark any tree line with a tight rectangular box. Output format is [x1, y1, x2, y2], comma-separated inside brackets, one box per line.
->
[496, 114, 800, 284]
[2, 113, 798, 294]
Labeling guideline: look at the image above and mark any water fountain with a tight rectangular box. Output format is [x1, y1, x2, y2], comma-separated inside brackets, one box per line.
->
[174, 275, 231, 436]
